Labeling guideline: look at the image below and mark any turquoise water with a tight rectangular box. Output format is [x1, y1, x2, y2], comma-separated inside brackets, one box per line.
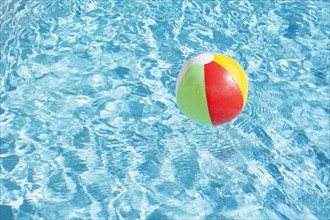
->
[1, 0, 329, 219]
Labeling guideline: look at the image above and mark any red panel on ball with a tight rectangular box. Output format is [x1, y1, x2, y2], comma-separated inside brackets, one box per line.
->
[204, 61, 244, 125]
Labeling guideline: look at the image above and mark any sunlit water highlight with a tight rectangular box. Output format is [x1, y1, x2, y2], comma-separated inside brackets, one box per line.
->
[1, 0, 329, 219]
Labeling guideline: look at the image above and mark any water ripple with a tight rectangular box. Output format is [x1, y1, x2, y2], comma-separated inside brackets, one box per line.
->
[1, 0, 329, 219]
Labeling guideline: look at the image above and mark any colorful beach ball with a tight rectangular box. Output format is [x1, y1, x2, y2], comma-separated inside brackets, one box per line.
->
[175, 52, 248, 126]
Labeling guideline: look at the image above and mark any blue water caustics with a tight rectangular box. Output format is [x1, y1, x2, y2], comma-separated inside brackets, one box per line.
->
[0, 0, 329, 219]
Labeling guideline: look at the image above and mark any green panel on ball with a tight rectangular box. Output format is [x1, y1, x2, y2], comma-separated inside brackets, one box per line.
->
[177, 64, 212, 126]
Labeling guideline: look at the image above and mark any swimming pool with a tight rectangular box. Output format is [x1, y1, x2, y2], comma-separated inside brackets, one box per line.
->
[1, 0, 329, 219]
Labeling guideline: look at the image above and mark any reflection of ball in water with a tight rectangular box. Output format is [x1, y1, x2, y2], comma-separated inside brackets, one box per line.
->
[175, 52, 248, 126]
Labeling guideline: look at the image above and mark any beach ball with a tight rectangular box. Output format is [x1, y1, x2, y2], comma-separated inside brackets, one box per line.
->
[175, 52, 248, 126]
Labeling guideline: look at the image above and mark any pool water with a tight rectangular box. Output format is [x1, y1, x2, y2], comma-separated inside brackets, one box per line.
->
[1, 0, 329, 219]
